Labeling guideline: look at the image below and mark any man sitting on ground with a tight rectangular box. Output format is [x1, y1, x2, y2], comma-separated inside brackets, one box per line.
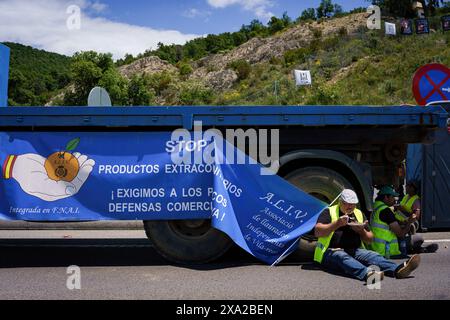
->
[395, 181, 438, 254]
[314, 189, 420, 283]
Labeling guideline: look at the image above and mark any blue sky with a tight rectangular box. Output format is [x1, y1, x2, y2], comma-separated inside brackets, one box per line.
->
[98, 0, 369, 34]
[0, 0, 370, 59]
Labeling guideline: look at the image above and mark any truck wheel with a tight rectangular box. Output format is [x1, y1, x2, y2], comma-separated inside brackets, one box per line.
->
[284, 167, 355, 257]
[143, 220, 233, 264]
[284, 167, 354, 204]
[297, 234, 318, 260]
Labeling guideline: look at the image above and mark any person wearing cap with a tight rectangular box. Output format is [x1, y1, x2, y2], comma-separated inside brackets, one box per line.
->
[314, 189, 420, 283]
[395, 181, 438, 254]
[371, 186, 420, 257]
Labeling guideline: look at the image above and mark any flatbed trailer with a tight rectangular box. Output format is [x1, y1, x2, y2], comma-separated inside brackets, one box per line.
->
[1, 43, 448, 263]
[0, 105, 447, 263]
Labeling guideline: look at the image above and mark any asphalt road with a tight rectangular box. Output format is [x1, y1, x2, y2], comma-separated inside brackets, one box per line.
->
[0, 230, 449, 300]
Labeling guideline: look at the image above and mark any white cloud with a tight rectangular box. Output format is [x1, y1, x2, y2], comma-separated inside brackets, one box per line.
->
[0, 0, 201, 60]
[182, 8, 212, 19]
[90, 1, 108, 13]
[207, 0, 275, 20]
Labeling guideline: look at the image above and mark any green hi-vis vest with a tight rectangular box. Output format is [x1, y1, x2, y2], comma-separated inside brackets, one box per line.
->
[370, 201, 401, 258]
[314, 205, 365, 264]
[395, 195, 420, 222]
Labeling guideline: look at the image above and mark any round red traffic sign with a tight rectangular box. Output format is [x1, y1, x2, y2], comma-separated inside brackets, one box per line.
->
[412, 64, 450, 106]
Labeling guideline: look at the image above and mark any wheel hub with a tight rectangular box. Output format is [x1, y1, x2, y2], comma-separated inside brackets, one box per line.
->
[169, 220, 211, 238]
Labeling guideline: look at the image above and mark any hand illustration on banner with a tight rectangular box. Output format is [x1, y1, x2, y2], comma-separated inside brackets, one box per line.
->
[4, 152, 95, 202]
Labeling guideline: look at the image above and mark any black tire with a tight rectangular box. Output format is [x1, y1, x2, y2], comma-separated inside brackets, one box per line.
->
[143, 220, 233, 264]
[284, 167, 355, 257]
[284, 167, 354, 204]
[297, 236, 318, 260]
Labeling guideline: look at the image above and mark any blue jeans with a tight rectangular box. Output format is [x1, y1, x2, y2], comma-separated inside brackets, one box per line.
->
[395, 234, 425, 257]
[321, 248, 403, 281]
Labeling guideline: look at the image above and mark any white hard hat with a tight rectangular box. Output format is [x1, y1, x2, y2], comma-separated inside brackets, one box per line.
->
[340, 189, 359, 204]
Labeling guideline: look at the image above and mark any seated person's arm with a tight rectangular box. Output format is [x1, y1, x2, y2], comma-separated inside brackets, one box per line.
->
[349, 220, 373, 244]
[394, 203, 411, 216]
[380, 208, 413, 238]
[359, 222, 374, 244]
[412, 200, 421, 219]
[315, 216, 348, 238]
[396, 205, 410, 215]
[389, 220, 412, 238]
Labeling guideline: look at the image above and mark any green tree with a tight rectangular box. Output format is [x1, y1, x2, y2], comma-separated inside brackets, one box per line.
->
[281, 12, 293, 26]
[72, 51, 114, 73]
[8, 69, 26, 104]
[179, 83, 214, 105]
[242, 19, 267, 37]
[369, 0, 446, 17]
[147, 71, 173, 96]
[268, 12, 292, 34]
[350, 7, 367, 14]
[116, 53, 135, 67]
[284, 48, 312, 66]
[228, 60, 252, 81]
[232, 31, 248, 46]
[334, 4, 344, 16]
[317, 0, 335, 18]
[128, 75, 155, 106]
[98, 69, 128, 105]
[268, 16, 285, 34]
[184, 40, 207, 60]
[5, 42, 71, 106]
[65, 59, 102, 105]
[299, 8, 317, 21]
[369, 0, 415, 17]
[177, 62, 193, 77]
[64, 51, 119, 106]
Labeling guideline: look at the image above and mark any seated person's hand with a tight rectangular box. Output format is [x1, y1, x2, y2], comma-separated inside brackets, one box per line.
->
[350, 222, 366, 234]
[408, 214, 418, 224]
[337, 215, 349, 228]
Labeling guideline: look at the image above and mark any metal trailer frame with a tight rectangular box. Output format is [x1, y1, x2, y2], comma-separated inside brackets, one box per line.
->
[0, 105, 447, 130]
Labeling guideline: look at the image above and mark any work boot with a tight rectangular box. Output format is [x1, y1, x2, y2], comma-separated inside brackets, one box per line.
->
[396, 254, 421, 279]
[420, 243, 439, 253]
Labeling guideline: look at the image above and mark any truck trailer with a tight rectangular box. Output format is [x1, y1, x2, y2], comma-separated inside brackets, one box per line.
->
[0, 43, 448, 264]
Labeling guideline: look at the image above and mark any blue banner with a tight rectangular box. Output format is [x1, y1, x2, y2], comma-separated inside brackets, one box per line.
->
[0, 131, 327, 264]
[0, 132, 216, 221]
[210, 139, 327, 265]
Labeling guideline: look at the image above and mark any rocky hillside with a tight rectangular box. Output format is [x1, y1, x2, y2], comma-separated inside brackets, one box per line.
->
[118, 56, 177, 79]
[117, 13, 367, 92]
[189, 13, 367, 90]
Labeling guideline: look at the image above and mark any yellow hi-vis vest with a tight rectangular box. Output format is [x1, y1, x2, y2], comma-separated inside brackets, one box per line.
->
[370, 201, 401, 258]
[395, 195, 420, 222]
[314, 205, 365, 264]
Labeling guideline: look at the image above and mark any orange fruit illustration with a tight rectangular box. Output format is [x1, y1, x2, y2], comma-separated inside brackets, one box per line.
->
[44, 152, 80, 182]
